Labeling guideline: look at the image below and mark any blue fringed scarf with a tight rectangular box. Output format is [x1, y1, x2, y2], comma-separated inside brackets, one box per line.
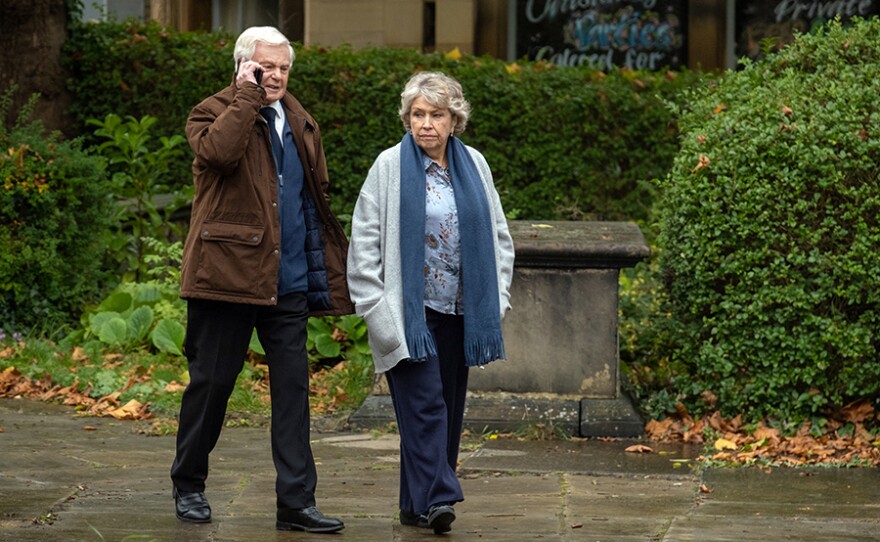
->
[399, 132, 505, 367]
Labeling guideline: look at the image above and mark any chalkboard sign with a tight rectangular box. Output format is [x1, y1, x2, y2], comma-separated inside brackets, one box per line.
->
[736, 0, 880, 60]
[513, 0, 688, 70]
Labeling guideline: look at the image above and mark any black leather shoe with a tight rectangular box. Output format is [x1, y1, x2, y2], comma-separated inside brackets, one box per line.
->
[399, 509, 429, 528]
[277, 506, 344, 533]
[427, 504, 455, 534]
[173, 487, 211, 523]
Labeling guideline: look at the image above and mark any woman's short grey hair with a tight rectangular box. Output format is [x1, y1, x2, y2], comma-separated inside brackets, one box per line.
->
[233, 26, 295, 73]
[399, 71, 471, 135]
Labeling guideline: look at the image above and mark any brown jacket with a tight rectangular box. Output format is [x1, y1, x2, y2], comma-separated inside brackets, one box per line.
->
[180, 82, 353, 316]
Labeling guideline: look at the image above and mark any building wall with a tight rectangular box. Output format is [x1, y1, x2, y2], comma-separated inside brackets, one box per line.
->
[303, 0, 474, 53]
[145, 0, 732, 71]
[435, 0, 475, 52]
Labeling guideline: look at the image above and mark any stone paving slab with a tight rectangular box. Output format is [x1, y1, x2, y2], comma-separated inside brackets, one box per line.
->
[2, 397, 880, 542]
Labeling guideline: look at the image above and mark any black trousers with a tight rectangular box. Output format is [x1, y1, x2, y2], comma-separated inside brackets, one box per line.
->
[385, 308, 468, 515]
[170, 293, 316, 510]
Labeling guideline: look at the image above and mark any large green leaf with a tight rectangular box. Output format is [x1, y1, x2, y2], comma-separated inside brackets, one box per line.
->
[151, 319, 185, 355]
[129, 283, 163, 306]
[97, 291, 133, 313]
[97, 317, 128, 345]
[89, 311, 122, 335]
[315, 334, 341, 358]
[127, 305, 154, 342]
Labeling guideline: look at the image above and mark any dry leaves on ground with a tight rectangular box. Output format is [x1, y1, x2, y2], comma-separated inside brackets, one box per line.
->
[646, 401, 880, 466]
[0, 365, 154, 421]
[309, 361, 353, 415]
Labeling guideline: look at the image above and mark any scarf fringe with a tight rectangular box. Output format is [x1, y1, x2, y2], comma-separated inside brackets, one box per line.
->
[465, 335, 506, 367]
[406, 327, 438, 362]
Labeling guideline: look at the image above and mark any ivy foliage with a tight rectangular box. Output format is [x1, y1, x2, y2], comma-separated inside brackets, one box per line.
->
[62, 18, 704, 223]
[656, 18, 880, 421]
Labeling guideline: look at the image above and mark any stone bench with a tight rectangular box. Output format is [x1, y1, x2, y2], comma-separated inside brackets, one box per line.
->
[349, 220, 650, 437]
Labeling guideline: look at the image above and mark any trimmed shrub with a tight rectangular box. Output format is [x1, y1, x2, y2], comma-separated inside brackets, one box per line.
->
[0, 91, 114, 332]
[655, 18, 880, 421]
[63, 19, 233, 188]
[62, 18, 704, 223]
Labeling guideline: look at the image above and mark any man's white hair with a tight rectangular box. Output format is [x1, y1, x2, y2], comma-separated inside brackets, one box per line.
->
[233, 26, 295, 73]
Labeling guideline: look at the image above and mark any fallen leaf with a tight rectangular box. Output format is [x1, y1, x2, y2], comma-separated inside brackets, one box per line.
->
[107, 399, 147, 420]
[840, 400, 874, 423]
[625, 444, 653, 454]
[714, 438, 737, 451]
[71, 346, 88, 361]
[699, 484, 713, 494]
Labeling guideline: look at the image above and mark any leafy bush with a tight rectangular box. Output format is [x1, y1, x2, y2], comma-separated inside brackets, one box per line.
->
[0, 90, 114, 332]
[62, 19, 704, 223]
[296, 47, 704, 222]
[618, 258, 684, 420]
[307, 315, 375, 414]
[88, 114, 189, 280]
[63, 18, 233, 185]
[65, 238, 187, 356]
[655, 18, 880, 422]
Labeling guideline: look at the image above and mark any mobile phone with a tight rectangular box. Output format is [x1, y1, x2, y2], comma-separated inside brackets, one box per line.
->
[255, 69, 263, 85]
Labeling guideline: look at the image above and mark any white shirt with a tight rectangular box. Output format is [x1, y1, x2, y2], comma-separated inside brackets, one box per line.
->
[266, 100, 284, 140]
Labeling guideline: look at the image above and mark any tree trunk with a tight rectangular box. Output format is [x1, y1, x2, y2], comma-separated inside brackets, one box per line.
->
[0, 0, 71, 134]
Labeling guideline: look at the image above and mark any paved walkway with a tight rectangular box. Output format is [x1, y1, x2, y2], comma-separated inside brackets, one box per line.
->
[1, 397, 878, 541]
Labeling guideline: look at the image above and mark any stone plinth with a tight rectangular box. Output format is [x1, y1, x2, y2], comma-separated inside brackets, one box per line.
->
[469, 221, 646, 398]
[349, 221, 650, 437]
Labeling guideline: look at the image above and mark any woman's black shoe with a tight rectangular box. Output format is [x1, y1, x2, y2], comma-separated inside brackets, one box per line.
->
[426, 504, 455, 534]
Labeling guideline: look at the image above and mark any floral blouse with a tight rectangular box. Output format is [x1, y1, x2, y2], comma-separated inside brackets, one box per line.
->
[422, 154, 462, 315]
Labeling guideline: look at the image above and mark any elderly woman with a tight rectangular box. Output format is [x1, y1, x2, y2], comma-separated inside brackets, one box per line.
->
[347, 71, 514, 534]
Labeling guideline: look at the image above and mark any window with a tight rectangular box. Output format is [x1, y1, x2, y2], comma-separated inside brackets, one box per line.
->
[423, 1, 436, 52]
[212, 0, 277, 32]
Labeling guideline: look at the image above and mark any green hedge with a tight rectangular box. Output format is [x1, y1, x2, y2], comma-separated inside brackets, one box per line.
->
[63, 18, 704, 223]
[655, 17, 880, 422]
[0, 93, 114, 332]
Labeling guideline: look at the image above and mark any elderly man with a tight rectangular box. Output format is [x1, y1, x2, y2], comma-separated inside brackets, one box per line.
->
[170, 25, 352, 533]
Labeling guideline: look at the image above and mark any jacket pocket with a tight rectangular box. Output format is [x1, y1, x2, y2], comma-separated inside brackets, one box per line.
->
[194, 221, 265, 295]
[361, 297, 401, 357]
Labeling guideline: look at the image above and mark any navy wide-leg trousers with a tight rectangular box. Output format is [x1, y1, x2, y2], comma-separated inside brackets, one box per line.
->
[385, 308, 469, 515]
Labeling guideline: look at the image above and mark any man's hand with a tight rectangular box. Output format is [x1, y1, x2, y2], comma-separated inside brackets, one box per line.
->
[236, 60, 263, 88]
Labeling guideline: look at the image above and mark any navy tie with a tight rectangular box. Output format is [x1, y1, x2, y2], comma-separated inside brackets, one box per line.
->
[260, 107, 284, 175]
